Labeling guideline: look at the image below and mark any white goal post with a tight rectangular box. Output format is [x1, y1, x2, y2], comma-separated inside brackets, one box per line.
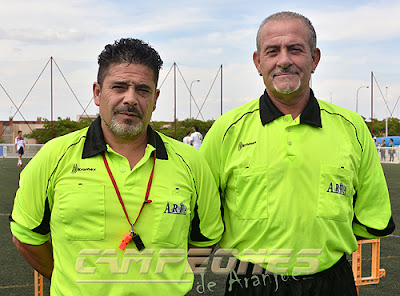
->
[0, 144, 44, 158]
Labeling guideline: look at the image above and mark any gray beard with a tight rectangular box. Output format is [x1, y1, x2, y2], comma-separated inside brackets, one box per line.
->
[273, 77, 301, 95]
[102, 116, 144, 138]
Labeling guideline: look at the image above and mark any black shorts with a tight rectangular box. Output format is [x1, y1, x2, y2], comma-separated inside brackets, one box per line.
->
[225, 254, 357, 296]
[17, 147, 24, 155]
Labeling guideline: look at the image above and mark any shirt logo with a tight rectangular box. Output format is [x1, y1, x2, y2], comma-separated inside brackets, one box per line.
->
[71, 164, 96, 174]
[326, 182, 347, 196]
[163, 202, 187, 215]
[238, 141, 256, 151]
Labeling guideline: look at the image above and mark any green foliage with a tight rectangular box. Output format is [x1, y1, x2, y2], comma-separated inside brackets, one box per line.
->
[25, 117, 93, 144]
[151, 119, 215, 141]
[24, 116, 215, 144]
[153, 116, 400, 141]
[365, 117, 400, 137]
[22, 115, 400, 145]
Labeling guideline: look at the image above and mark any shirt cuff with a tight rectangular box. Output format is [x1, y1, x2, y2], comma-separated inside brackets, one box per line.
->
[10, 221, 50, 245]
[352, 222, 386, 239]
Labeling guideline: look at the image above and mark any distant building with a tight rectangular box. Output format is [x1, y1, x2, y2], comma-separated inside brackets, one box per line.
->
[1, 115, 98, 144]
[0, 117, 45, 144]
[76, 114, 98, 122]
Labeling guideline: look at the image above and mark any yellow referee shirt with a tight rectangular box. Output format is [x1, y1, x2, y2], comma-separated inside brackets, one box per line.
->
[200, 90, 394, 276]
[11, 117, 223, 295]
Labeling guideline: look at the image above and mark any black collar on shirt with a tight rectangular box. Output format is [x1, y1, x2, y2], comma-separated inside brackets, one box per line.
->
[259, 89, 322, 128]
[82, 116, 168, 160]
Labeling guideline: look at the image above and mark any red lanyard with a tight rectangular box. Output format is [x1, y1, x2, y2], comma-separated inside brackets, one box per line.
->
[101, 146, 156, 227]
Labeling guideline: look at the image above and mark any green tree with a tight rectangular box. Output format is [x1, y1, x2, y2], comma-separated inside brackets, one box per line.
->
[25, 117, 93, 144]
[364, 117, 400, 137]
[25, 115, 400, 146]
[365, 118, 384, 137]
[388, 117, 400, 136]
[151, 119, 215, 141]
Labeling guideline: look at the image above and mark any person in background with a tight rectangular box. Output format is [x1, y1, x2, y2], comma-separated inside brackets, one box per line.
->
[14, 130, 26, 167]
[10, 38, 223, 296]
[183, 130, 191, 145]
[373, 135, 379, 149]
[190, 125, 203, 150]
[200, 11, 395, 296]
[381, 138, 386, 161]
[388, 138, 395, 162]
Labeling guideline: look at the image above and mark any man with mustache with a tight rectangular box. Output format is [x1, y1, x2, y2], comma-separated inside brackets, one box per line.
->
[10, 38, 223, 295]
[200, 11, 394, 295]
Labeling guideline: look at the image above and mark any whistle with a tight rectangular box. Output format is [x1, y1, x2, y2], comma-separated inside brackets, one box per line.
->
[119, 233, 132, 250]
[132, 232, 145, 251]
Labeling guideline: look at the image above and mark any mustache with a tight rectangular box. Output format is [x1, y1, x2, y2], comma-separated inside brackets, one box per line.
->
[273, 68, 300, 77]
[114, 106, 142, 119]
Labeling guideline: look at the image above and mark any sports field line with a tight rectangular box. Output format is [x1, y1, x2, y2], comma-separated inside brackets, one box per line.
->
[0, 283, 33, 289]
[0, 213, 10, 216]
[389, 234, 400, 238]
[350, 255, 400, 262]
[378, 255, 400, 260]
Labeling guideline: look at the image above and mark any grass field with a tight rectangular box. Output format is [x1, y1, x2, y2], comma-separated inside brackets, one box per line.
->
[0, 158, 398, 295]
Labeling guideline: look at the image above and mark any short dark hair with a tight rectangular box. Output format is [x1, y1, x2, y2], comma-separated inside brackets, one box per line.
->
[193, 125, 199, 132]
[97, 38, 163, 87]
[256, 11, 317, 55]
[18, 130, 22, 133]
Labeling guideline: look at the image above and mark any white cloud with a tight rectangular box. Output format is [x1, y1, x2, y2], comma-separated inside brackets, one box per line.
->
[313, 2, 400, 42]
[105, 7, 212, 36]
[0, 0, 399, 123]
[0, 28, 86, 43]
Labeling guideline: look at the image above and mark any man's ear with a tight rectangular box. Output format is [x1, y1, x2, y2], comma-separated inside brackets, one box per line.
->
[312, 48, 321, 71]
[152, 89, 160, 112]
[93, 82, 101, 106]
[253, 51, 262, 75]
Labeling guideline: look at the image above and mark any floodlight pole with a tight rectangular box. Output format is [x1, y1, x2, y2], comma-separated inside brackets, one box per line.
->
[385, 87, 388, 137]
[51, 57, 54, 139]
[174, 63, 177, 139]
[356, 85, 369, 113]
[221, 64, 223, 116]
[371, 72, 374, 135]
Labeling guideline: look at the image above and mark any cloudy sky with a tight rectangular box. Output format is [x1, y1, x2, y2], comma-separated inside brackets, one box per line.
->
[0, 0, 399, 123]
